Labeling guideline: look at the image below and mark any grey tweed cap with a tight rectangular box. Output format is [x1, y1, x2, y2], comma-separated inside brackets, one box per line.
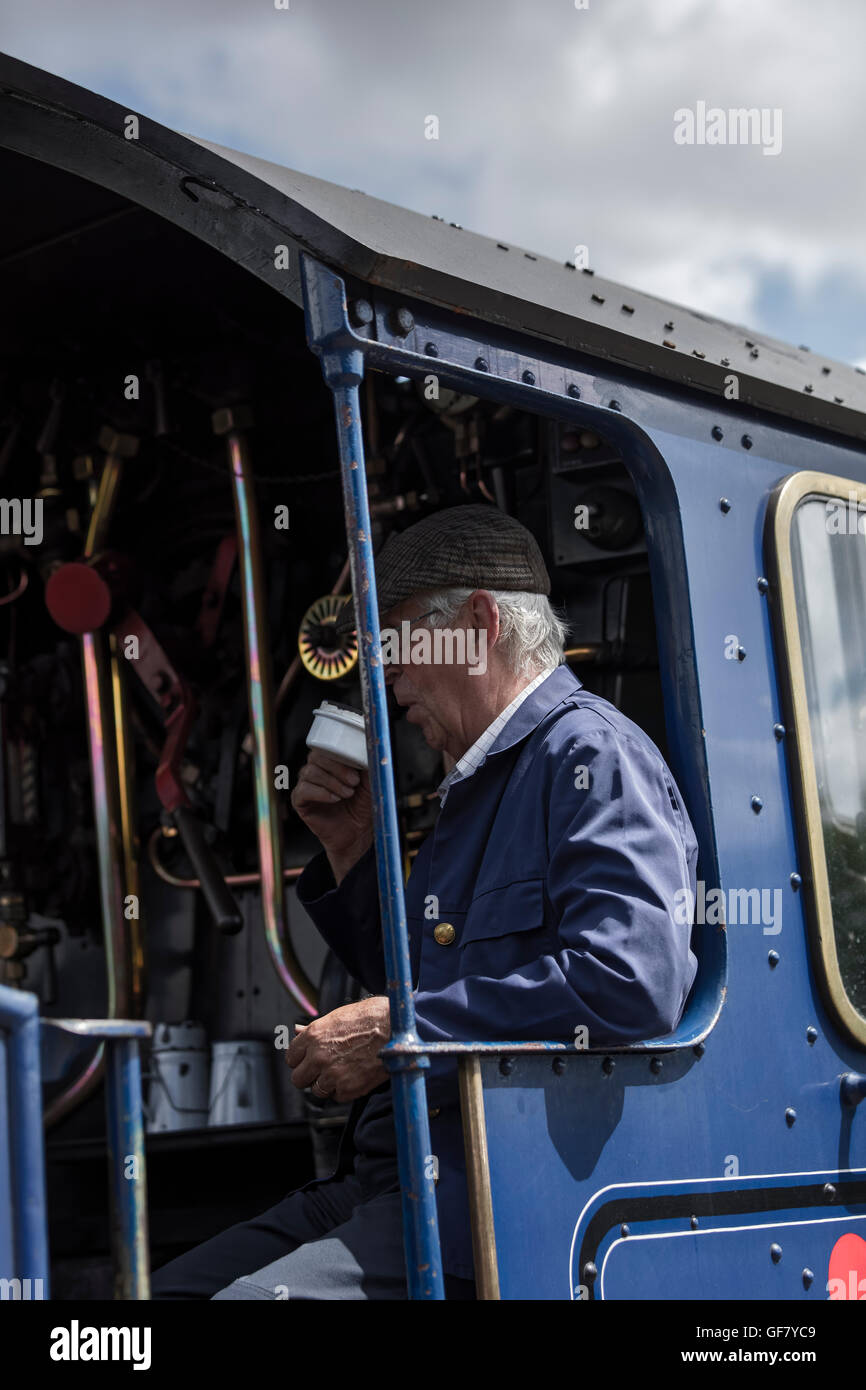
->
[335, 504, 550, 635]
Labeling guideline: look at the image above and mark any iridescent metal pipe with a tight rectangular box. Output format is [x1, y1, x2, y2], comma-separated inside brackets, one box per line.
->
[110, 633, 145, 1005]
[45, 444, 138, 1126]
[219, 415, 317, 1016]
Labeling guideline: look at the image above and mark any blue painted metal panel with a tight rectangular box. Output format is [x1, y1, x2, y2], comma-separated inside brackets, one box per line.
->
[601, 1211, 866, 1301]
[295, 257, 866, 1299]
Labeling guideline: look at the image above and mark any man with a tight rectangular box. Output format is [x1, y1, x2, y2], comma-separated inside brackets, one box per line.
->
[152, 505, 698, 1300]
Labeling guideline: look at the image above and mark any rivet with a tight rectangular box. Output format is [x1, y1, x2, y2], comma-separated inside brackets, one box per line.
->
[650, 1056, 663, 1074]
[602, 1056, 615, 1076]
[751, 795, 763, 813]
[711, 425, 724, 440]
[424, 342, 438, 357]
[348, 298, 374, 328]
[522, 370, 536, 385]
[806, 1026, 818, 1045]
[475, 356, 489, 372]
[499, 1056, 514, 1077]
[552, 1056, 566, 1075]
[741, 434, 753, 450]
[768, 950, 780, 968]
[802, 1268, 814, 1290]
[773, 723, 786, 740]
[389, 306, 415, 337]
[757, 576, 769, 594]
[785, 1107, 797, 1127]
[737, 646, 746, 662]
[693, 1041, 706, 1058]
[582, 1262, 598, 1284]
[719, 497, 732, 513]
[690, 1215, 699, 1231]
[824, 1183, 836, 1201]
[620, 1223, 630, 1238]
[567, 383, 581, 398]
[770, 1243, 783, 1264]
[790, 872, 802, 891]
[609, 399, 621, 411]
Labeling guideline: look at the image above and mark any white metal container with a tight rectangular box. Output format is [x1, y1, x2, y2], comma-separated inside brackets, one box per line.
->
[146, 1021, 210, 1133]
[306, 700, 368, 770]
[208, 1039, 279, 1128]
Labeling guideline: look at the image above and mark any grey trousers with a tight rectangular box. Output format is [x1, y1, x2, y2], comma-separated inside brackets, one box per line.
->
[151, 1172, 475, 1301]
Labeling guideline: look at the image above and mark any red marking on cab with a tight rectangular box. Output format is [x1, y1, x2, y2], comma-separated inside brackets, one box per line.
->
[827, 1232, 866, 1300]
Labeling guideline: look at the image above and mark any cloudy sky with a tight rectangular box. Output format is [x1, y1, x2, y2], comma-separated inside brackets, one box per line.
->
[2, 0, 864, 365]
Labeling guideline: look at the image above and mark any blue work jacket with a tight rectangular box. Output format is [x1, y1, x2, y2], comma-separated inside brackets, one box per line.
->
[296, 663, 699, 1281]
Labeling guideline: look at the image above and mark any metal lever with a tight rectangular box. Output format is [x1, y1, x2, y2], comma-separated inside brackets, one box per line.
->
[172, 806, 243, 935]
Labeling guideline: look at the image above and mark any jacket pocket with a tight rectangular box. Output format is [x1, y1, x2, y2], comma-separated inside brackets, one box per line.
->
[461, 877, 547, 945]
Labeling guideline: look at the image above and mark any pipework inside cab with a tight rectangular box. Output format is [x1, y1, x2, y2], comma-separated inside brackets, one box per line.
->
[0, 146, 669, 1290]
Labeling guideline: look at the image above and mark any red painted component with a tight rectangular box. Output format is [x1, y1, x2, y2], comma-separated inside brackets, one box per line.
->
[45, 551, 201, 813]
[196, 534, 237, 648]
[45, 562, 112, 634]
[113, 608, 196, 813]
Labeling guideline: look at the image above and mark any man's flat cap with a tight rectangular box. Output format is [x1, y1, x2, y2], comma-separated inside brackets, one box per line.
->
[335, 503, 550, 635]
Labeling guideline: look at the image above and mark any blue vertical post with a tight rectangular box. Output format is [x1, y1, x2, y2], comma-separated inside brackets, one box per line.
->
[44, 1016, 152, 1299]
[0, 983, 50, 1298]
[301, 256, 444, 1299]
[104, 1036, 150, 1299]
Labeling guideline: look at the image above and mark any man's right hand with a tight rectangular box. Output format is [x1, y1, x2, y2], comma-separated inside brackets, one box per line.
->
[291, 748, 373, 884]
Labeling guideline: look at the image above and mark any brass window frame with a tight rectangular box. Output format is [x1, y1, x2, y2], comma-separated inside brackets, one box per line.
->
[765, 469, 866, 1049]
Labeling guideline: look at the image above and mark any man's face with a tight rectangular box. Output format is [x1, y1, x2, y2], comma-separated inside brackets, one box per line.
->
[380, 593, 497, 759]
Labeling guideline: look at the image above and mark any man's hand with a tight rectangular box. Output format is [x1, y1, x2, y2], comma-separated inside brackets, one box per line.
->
[290, 748, 373, 884]
[286, 997, 391, 1102]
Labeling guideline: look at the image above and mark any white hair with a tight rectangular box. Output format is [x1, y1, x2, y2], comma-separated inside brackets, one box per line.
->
[420, 587, 568, 678]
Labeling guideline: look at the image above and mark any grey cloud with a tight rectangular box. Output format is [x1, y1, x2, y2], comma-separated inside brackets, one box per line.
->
[0, 0, 863, 359]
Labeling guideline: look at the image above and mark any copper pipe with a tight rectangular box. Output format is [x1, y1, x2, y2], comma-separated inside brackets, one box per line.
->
[147, 827, 304, 890]
[223, 424, 317, 1016]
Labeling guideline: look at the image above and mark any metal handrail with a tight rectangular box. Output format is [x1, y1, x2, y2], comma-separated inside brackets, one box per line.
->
[302, 254, 445, 1300]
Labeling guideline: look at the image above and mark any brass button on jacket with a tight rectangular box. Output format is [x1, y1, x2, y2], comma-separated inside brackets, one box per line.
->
[433, 922, 456, 946]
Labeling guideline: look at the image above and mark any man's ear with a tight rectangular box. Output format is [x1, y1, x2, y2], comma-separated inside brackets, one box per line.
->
[469, 589, 500, 642]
